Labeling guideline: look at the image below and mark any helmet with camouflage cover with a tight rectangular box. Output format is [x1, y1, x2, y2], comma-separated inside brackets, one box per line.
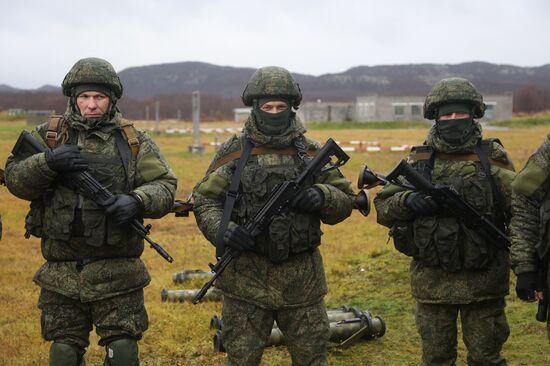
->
[423, 77, 485, 120]
[241, 66, 302, 108]
[62, 57, 123, 99]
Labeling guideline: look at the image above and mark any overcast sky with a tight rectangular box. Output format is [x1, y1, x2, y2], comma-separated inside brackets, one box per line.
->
[1, 0, 548, 89]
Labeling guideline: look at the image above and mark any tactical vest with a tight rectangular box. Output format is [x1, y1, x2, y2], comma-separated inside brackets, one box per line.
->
[25, 116, 144, 261]
[220, 136, 322, 263]
[394, 139, 509, 272]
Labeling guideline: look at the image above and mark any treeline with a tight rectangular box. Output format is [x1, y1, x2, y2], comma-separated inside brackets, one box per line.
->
[0, 92, 241, 121]
[1, 86, 549, 118]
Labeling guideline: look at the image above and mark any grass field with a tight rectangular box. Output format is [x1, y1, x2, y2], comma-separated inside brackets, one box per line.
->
[0, 119, 549, 365]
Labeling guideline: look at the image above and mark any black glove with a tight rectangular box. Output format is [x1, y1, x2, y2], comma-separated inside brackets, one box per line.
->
[45, 144, 88, 173]
[292, 187, 325, 213]
[223, 222, 255, 251]
[516, 272, 540, 301]
[405, 192, 440, 216]
[104, 194, 142, 226]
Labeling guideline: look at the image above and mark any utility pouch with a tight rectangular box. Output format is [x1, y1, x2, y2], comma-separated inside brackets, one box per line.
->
[389, 221, 417, 257]
[25, 199, 45, 238]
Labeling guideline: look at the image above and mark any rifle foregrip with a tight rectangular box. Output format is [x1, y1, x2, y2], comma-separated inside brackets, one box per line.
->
[387, 160, 434, 191]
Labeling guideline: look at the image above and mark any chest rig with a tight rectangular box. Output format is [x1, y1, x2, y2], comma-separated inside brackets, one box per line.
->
[404, 139, 509, 271]
[25, 116, 140, 242]
[216, 135, 320, 262]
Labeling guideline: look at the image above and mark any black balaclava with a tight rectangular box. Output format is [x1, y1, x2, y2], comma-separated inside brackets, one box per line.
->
[435, 102, 476, 145]
[253, 97, 292, 136]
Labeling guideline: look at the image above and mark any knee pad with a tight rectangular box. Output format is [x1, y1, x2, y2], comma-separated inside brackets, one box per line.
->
[104, 338, 139, 366]
[49, 342, 85, 366]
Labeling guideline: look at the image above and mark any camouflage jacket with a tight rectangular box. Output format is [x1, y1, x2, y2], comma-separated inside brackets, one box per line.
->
[510, 134, 550, 277]
[374, 122, 516, 304]
[192, 114, 354, 309]
[5, 114, 177, 302]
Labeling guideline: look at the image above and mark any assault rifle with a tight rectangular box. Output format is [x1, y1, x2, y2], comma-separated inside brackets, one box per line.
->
[358, 160, 510, 251]
[193, 138, 349, 303]
[12, 130, 174, 262]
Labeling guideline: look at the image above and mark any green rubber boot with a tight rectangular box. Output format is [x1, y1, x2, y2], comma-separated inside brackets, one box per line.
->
[104, 338, 139, 366]
[50, 342, 85, 366]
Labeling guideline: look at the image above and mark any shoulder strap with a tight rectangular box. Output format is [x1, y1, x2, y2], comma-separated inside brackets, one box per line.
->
[119, 120, 140, 156]
[45, 115, 64, 148]
[474, 141, 508, 229]
[407, 145, 435, 181]
[207, 145, 316, 174]
[215, 138, 254, 258]
[114, 130, 132, 188]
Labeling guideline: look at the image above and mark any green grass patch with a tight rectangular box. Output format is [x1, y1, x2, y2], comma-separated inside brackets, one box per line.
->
[488, 112, 550, 128]
[306, 120, 431, 130]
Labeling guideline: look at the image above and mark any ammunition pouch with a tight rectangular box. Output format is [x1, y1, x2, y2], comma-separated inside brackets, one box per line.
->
[25, 198, 46, 238]
[389, 221, 417, 257]
[235, 159, 322, 263]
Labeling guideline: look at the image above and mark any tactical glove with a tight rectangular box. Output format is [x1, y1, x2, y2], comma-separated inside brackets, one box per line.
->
[515, 271, 540, 301]
[404, 191, 440, 216]
[224, 221, 255, 251]
[105, 194, 142, 226]
[45, 144, 88, 173]
[292, 187, 325, 213]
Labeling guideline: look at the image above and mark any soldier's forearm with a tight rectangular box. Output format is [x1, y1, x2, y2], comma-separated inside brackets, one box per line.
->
[5, 154, 57, 201]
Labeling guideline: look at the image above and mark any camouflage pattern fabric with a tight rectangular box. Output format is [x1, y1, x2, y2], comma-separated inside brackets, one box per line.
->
[509, 134, 550, 338]
[39, 288, 148, 349]
[416, 299, 509, 366]
[193, 113, 354, 309]
[222, 296, 329, 366]
[241, 66, 302, 107]
[375, 121, 515, 304]
[423, 77, 486, 120]
[62, 58, 123, 98]
[4, 64, 176, 358]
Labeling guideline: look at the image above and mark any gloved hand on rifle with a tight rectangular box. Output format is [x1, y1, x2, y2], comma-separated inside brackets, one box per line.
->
[224, 221, 255, 251]
[516, 272, 541, 301]
[45, 144, 88, 173]
[292, 186, 325, 213]
[105, 193, 143, 226]
[405, 191, 440, 216]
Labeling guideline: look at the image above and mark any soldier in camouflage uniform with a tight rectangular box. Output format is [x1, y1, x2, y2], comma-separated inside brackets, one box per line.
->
[4, 58, 177, 366]
[192, 66, 355, 366]
[374, 78, 516, 365]
[509, 137, 550, 339]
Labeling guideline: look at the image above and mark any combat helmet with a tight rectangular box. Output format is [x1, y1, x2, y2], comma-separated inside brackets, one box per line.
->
[423, 77, 485, 120]
[241, 66, 302, 108]
[62, 58, 123, 99]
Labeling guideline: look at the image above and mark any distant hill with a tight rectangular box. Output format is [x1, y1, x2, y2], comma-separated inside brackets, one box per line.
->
[116, 61, 550, 101]
[2, 61, 550, 118]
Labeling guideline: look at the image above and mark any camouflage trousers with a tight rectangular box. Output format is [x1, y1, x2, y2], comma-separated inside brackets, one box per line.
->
[415, 298, 509, 366]
[222, 296, 329, 366]
[38, 288, 148, 351]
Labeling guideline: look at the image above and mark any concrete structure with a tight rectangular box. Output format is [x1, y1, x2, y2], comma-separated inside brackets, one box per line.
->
[298, 93, 514, 123]
[233, 108, 251, 123]
[26, 110, 55, 126]
[355, 94, 513, 122]
[298, 102, 354, 122]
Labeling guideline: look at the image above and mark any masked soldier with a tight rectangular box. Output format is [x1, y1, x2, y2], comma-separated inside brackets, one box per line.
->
[374, 78, 515, 365]
[4, 58, 177, 366]
[192, 66, 355, 365]
[509, 137, 550, 338]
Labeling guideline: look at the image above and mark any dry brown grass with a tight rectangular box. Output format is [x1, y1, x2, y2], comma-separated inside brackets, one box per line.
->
[0, 120, 549, 365]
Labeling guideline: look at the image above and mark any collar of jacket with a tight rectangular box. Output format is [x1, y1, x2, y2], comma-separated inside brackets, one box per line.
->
[425, 119, 483, 153]
[243, 112, 306, 148]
